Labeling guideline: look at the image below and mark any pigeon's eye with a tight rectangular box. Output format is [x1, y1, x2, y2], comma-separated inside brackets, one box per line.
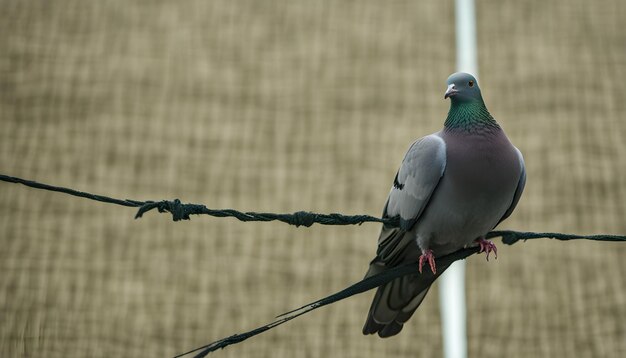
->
[468, 80, 474, 87]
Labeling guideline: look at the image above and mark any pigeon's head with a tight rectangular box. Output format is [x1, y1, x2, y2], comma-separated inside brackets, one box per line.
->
[444, 72, 483, 103]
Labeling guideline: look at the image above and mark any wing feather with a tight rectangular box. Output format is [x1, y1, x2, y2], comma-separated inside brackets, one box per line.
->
[377, 134, 446, 262]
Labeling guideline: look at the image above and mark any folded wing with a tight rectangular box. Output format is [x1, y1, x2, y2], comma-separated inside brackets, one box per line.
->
[363, 134, 446, 337]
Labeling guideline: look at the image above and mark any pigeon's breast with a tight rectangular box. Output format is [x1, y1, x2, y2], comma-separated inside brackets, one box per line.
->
[414, 130, 522, 255]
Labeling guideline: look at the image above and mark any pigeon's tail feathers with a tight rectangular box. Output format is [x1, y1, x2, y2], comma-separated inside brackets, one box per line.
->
[362, 250, 464, 338]
[362, 268, 431, 338]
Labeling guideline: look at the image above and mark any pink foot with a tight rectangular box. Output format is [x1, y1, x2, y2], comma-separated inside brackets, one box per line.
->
[418, 249, 436, 274]
[476, 238, 498, 261]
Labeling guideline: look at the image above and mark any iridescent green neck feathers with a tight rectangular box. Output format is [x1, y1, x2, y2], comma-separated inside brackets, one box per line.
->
[444, 100, 499, 132]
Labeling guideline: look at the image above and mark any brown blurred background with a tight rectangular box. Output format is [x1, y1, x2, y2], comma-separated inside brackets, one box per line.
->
[1, 1, 625, 357]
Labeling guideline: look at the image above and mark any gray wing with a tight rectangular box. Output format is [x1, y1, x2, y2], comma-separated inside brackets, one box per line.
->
[495, 147, 526, 226]
[377, 134, 446, 264]
[362, 134, 447, 337]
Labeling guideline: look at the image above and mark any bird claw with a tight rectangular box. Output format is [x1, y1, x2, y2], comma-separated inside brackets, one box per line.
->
[418, 249, 436, 274]
[476, 238, 497, 261]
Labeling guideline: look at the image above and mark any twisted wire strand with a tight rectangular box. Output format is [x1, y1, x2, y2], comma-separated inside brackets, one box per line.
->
[1, 174, 624, 244]
[0, 174, 395, 227]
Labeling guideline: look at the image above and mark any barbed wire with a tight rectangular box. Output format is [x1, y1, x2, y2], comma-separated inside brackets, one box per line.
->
[486, 230, 626, 244]
[0, 174, 395, 227]
[2, 172, 625, 357]
[179, 231, 626, 357]
[1, 174, 624, 244]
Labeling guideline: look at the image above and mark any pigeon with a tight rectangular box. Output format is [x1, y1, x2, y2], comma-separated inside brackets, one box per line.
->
[362, 72, 526, 338]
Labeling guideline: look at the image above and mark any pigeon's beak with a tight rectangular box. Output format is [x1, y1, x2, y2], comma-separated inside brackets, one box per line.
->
[444, 84, 458, 99]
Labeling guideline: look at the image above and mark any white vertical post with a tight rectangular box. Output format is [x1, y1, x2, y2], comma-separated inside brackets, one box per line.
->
[455, 0, 479, 76]
[438, 1, 478, 358]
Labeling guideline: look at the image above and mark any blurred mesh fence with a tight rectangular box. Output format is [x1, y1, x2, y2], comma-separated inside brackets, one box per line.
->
[1, 1, 625, 357]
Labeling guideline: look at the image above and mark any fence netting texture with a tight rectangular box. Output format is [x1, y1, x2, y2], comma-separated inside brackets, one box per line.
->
[1, 1, 625, 357]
